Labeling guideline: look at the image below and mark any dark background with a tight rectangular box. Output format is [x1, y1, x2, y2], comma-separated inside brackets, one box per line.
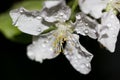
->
[1, 0, 120, 80]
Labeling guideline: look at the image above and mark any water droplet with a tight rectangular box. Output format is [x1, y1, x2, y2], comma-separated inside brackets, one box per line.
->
[86, 57, 90, 60]
[80, 64, 85, 68]
[76, 14, 81, 20]
[63, 15, 67, 20]
[85, 63, 90, 67]
[75, 60, 78, 63]
[107, 23, 112, 27]
[72, 56, 77, 60]
[49, 48, 53, 51]
[112, 34, 116, 38]
[93, 30, 96, 33]
[84, 29, 89, 34]
[20, 10, 23, 13]
[117, 21, 119, 24]
[42, 44, 46, 47]
[59, 12, 64, 16]
[38, 28, 41, 32]
[36, 16, 42, 20]
[110, 28, 114, 31]
[85, 23, 88, 26]
[19, 8, 24, 13]
[73, 63, 78, 67]
[45, 17, 49, 21]
[78, 55, 82, 59]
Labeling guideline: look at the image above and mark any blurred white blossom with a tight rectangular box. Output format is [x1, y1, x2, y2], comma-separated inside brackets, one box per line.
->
[79, 0, 120, 18]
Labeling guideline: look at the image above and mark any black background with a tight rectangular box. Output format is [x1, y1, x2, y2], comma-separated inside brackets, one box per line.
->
[1, 0, 120, 80]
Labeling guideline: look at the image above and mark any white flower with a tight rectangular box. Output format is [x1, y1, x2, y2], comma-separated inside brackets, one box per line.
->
[79, 0, 120, 19]
[9, 0, 96, 74]
[9, 0, 120, 75]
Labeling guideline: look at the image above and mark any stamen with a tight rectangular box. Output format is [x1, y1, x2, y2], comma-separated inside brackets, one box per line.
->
[52, 22, 73, 54]
[107, 0, 120, 13]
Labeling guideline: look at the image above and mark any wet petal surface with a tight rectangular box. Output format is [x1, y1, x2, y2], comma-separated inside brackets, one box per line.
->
[64, 34, 93, 74]
[97, 11, 120, 52]
[27, 32, 59, 63]
[74, 12, 98, 39]
[41, 1, 71, 22]
[10, 7, 49, 35]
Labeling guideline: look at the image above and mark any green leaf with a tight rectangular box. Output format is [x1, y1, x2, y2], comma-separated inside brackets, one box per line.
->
[12, 0, 44, 10]
[0, 13, 21, 41]
[0, 0, 44, 44]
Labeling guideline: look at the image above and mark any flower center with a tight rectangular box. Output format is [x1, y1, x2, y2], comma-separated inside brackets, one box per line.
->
[106, 0, 120, 14]
[112, 0, 120, 11]
[52, 22, 73, 54]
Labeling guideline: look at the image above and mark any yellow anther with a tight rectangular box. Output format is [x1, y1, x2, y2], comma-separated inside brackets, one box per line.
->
[52, 22, 73, 54]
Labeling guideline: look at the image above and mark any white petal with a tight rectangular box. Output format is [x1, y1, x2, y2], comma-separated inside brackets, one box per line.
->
[41, 1, 71, 22]
[97, 11, 120, 52]
[44, 0, 64, 9]
[10, 7, 49, 35]
[27, 32, 59, 63]
[79, 0, 109, 18]
[64, 34, 93, 74]
[74, 13, 98, 39]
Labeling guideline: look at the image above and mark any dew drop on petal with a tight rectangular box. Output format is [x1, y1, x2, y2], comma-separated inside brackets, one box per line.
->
[38, 28, 41, 32]
[75, 60, 78, 63]
[80, 64, 86, 68]
[78, 55, 82, 59]
[36, 16, 42, 20]
[107, 23, 112, 27]
[49, 48, 53, 51]
[85, 23, 88, 26]
[110, 27, 114, 31]
[42, 44, 46, 47]
[93, 30, 96, 33]
[59, 12, 64, 16]
[76, 14, 81, 20]
[112, 34, 116, 38]
[19, 9, 24, 13]
[80, 20, 83, 23]
[85, 63, 90, 67]
[117, 21, 119, 24]
[86, 57, 90, 60]
[73, 63, 78, 67]
[84, 29, 89, 34]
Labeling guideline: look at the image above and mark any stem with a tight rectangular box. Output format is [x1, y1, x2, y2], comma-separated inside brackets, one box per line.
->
[69, 0, 78, 21]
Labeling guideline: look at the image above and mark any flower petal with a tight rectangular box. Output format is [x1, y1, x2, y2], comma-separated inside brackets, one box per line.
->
[10, 7, 49, 35]
[64, 34, 93, 74]
[44, 0, 64, 9]
[97, 11, 120, 52]
[74, 12, 98, 39]
[41, 0, 71, 22]
[79, 0, 109, 18]
[27, 32, 59, 63]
